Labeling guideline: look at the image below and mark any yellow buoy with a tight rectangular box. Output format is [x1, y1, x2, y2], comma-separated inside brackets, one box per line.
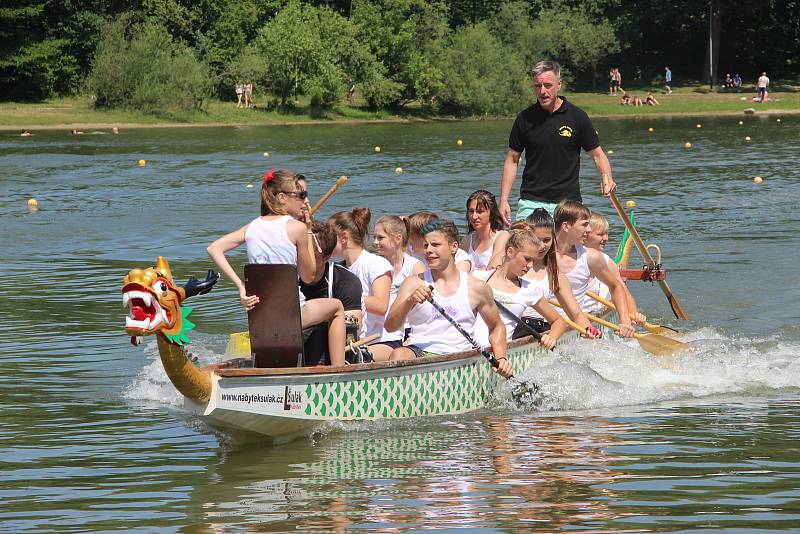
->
[607, 150, 614, 155]
[262, 152, 269, 157]
[138, 159, 146, 167]
[394, 167, 403, 174]
[684, 142, 692, 149]
[374, 146, 381, 153]
[648, 127, 654, 133]
[738, 120, 744, 125]
[696, 123, 702, 128]
[625, 200, 636, 208]
[753, 176, 763, 183]
[745, 136, 751, 141]
[27, 198, 38, 208]
[457, 139, 463, 145]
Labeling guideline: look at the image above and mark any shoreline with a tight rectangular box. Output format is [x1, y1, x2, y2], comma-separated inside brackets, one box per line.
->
[2, 106, 798, 133]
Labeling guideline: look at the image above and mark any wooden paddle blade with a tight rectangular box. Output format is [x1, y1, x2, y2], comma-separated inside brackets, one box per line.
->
[642, 322, 681, 335]
[662, 284, 690, 320]
[635, 332, 687, 356]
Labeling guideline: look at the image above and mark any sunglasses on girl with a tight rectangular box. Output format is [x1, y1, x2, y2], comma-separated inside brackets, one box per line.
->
[281, 190, 308, 200]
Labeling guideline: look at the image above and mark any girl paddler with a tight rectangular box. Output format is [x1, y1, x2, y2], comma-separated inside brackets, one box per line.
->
[384, 219, 513, 379]
[207, 169, 347, 366]
[460, 190, 509, 270]
[472, 223, 567, 349]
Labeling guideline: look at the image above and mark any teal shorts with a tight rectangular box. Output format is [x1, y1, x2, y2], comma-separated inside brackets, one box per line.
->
[516, 199, 558, 221]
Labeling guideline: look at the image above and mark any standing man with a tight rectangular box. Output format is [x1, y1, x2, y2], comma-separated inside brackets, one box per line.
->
[757, 71, 769, 102]
[499, 60, 616, 224]
[664, 66, 672, 95]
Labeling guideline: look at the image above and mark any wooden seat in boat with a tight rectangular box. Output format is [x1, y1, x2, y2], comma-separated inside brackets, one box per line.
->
[244, 264, 304, 368]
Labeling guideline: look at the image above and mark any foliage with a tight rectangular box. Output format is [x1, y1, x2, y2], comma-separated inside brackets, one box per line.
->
[435, 22, 530, 115]
[87, 18, 211, 113]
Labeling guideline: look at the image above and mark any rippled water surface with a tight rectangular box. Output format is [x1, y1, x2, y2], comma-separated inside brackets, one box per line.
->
[2, 115, 799, 531]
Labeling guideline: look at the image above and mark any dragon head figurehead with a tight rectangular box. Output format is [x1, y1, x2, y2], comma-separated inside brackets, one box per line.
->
[123, 257, 218, 346]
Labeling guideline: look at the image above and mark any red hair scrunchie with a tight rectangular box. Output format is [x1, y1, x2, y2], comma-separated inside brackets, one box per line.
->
[263, 169, 276, 182]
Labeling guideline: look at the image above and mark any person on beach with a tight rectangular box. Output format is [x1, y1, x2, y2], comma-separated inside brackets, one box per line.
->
[346, 78, 356, 105]
[644, 92, 660, 106]
[368, 215, 426, 361]
[500, 60, 616, 223]
[472, 223, 566, 350]
[491, 208, 600, 339]
[554, 200, 635, 338]
[664, 66, 672, 94]
[245, 81, 254, 108]
[300, 221, 364, 364]
[235, 83, 244, 108]
[407, 210, 473, 272]
[383, 220, 513, 378]
[757, 72, 769, 102]
[460, 190, 509, 271]
[329, 208, 393, 341]
[609, 67, 617, 96]
[207, 169, 347, 366]
[584, 212, 646, 324]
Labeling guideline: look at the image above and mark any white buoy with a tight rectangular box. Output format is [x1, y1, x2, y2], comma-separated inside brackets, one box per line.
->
[457, 139, 463, 145]
[745, 136, 751, 142]
[374, 146, 381, 153]
[753, 176, 763, 183]
[395, 167, 403, 174]
[684, 142, 692, 149]
[262, 152, 269, 157]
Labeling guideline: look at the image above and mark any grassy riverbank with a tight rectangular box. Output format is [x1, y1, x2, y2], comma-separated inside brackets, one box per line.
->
[3, 86, 800, 131]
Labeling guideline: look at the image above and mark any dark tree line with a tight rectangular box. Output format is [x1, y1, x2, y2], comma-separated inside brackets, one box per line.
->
[1, 0, 797, 109]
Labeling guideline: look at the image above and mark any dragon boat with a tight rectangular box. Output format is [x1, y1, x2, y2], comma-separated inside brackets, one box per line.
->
[122, 256, 606, 440]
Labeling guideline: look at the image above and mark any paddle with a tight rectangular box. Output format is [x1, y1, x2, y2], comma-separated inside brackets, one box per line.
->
[548, 299, 686, 356]
[310, 175, 348, 216]
[425, 286, 539, 406]
[606, 190, 689, 320]
[585, 290, 680, 336]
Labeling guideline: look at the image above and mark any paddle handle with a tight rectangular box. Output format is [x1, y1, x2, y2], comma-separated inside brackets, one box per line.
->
[350, 333, 380, 349]
[427, 286, 501, 370]
[608, 192, 689, 320]
[310, 175, 348, 216]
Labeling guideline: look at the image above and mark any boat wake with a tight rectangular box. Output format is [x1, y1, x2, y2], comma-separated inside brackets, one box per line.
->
[507, 326, 800, 412]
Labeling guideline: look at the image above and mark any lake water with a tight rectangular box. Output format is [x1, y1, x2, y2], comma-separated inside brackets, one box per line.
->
[2, 115, 800, 531]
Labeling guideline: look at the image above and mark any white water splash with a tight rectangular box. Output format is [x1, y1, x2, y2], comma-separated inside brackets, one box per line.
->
[510, 327, 800, 412]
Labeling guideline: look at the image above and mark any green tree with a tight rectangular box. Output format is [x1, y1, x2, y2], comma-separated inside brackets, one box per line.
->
[87, 17, 211, 112]
[435, 22, 530, 115]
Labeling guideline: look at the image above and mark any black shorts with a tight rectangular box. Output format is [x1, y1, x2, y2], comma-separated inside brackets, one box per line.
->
[405, 344, 437, 358]
[373, 339, 404, 349]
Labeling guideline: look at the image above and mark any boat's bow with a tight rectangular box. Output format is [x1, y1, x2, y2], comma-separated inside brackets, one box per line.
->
[122, 256, 218, 403]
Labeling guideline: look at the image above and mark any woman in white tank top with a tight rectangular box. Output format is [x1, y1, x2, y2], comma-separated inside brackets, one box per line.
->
[473, 226, 566, 348]
[207, 169, 347, 366]
[460, 190, 509, 271]
[369, 215, 425, 361]
[328, 208, 392, 341]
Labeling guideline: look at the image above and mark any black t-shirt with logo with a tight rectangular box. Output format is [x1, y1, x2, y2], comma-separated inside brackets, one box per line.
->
[508, 97, 600, 203]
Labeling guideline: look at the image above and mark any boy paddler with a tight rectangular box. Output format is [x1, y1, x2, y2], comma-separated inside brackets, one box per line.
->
[383, 220, 513, 378]
[554, 200, 635, 338]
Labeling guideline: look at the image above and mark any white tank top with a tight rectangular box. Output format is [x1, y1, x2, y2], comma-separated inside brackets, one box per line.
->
[245, 215, 304, 306]
[381, 254, 422, 342]
[406, 271, 475, 354]
[472, 271, 544, 346]
[563, 244, 591, 312]
[245, 215, 298, 265]
[586, 253, 613, 315]
[521, 270, 552, 319]
[467, 232, 499, 270]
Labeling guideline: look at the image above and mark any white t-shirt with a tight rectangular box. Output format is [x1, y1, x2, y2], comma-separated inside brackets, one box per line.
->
[757, 75, 769, 89]
[585, 253, 614, 315]
[346, 250, 393, 339]
[381, 254, 422, 341]
[472, 270, 545, 346]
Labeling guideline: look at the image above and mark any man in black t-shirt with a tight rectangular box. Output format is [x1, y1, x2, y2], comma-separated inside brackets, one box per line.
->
[301, 221, 362, 364]
[499, 61, 617, 224]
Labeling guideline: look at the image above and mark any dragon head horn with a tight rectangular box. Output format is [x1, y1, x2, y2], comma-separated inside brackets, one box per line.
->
[156, 256, 174, 284]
